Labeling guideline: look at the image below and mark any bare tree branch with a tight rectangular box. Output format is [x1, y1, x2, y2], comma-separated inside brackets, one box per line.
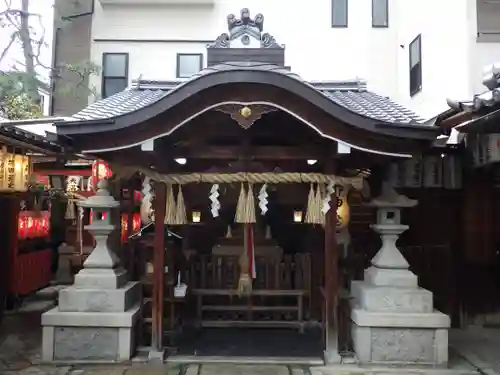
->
[0, 0, 101, 118]
[0, 31, 17, 65]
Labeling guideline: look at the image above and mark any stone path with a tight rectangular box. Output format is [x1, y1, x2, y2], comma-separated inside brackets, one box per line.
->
[450, 327, 500, 375]
[0, 287, 489, 375]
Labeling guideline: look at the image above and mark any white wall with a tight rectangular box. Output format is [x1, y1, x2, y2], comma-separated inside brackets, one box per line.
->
[89, 1, 400, 100]
[88, 0, 500, 119]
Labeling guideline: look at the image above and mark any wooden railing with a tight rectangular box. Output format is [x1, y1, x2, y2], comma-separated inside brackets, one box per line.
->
[186, 253, 311, 292]
[185, 253, 313, 326]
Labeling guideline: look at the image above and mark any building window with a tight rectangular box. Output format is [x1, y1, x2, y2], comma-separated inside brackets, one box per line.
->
[176, 54, 203, 78]
[409, 35, 422, 96]
[372, 0, 388, 27]
[477, 0, 500, 42]
[331, 0, 348, 28]
[102, 53, 129, 99]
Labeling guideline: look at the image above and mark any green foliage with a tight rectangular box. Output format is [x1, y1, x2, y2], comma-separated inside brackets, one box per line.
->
[0, 71, 44, 119]
[3, 93, 42, 120]
[55, 61, 102, 101]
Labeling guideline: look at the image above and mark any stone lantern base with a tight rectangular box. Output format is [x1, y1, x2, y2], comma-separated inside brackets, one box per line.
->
[41, 269, 141, 362]
[350, 274, 449, 366]
[41, 181, 142, 362]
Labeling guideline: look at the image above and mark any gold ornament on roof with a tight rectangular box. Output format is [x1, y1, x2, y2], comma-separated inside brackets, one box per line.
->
[239, 106, 252, 118]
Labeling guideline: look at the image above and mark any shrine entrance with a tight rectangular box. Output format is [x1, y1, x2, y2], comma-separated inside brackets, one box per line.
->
[120, 107, 369, 362]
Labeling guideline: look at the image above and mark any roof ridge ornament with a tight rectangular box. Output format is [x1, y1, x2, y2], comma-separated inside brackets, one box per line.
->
[482, 62, 500, 90]
[208, 8, 283, 49]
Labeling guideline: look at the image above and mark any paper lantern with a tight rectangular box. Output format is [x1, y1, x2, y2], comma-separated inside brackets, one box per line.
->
[41, 213, 50, 235]
[293, 210, 303, 223]
[132, 213, 141, 232]
[121, 214, 128, 242]
[192, 211, 201, 223]
[336, 196, 350, 230]
[18, 215, 27, 239]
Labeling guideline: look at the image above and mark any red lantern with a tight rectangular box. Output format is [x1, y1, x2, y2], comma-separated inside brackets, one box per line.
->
[121, 214, 128, 242]
[91, 160, 112, 190]
[41, 213, 50, 236]
[18, 214, 27, 239]
[132, 212, 141, 233]
[26, 216, 35, 238]
[133, 190, 141, 202]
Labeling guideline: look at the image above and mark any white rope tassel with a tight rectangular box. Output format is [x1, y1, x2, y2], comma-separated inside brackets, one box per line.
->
[258, 183, 268, 215]
[209, 184, 220, 218]
[322, 181, 335, 214]
[140, 177, 153, 224]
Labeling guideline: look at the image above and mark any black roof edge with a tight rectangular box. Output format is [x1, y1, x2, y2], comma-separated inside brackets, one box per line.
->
[56, 118, 116, 127]
[434, 108, 460, 125]
[458, 107, 500, 133]
[375, 122, 438, 131]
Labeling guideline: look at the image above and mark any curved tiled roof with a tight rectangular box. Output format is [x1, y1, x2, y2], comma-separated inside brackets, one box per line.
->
[72, 62, 423, 125]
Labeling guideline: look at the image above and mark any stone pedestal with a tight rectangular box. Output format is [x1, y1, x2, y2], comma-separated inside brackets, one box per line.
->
[42, 181, 141, 362]
[350, 182, 450, 366]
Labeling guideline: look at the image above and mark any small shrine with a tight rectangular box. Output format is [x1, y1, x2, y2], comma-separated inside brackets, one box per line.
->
[45, 7, 456, 368]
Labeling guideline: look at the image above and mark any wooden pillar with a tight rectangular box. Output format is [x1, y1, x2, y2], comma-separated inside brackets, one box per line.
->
[150, 182, 166, 358]
[324, 192, 341, 363]
[324, 156, 341, 364]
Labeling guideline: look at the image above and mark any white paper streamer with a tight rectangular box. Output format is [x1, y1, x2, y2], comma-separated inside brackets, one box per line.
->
[209, 184, 220, 217]
[140, 177, 153, 224]
[322, 181, 336, 214]
[258, 183, 268, 215]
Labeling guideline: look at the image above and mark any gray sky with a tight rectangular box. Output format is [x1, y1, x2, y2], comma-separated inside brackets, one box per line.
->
[0, 0, 54, 78]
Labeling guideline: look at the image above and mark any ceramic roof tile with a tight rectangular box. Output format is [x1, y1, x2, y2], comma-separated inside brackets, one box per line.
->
[447, 61, 500, 113]
[72, 62, 424, 124]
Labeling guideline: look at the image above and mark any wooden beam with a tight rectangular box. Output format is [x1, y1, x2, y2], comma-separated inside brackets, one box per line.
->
[439, 111, 474, 130]
[170, 145, 324, 160]
[151, 182, 166, 354]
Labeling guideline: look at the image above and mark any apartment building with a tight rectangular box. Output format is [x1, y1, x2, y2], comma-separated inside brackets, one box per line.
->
[51, 0, 500, 119]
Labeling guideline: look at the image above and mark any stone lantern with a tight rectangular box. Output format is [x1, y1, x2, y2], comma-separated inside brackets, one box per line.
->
[350, 182, 449, 366]
[42, 180, 141, 362]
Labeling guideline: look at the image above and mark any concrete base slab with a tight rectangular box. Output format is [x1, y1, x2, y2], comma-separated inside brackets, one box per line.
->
[198, 364, 289, 375]
[167, 355, 324, 366]
[316, 364, 479, 375]
[148, 348, 166, 363]
[41, 305, 140, 363]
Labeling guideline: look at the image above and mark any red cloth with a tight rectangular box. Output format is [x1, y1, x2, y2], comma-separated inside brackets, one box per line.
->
[246, 224, 256, 279]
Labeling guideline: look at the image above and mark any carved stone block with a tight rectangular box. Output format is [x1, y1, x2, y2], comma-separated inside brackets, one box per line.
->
[370, 328, 435, 363]
[58, 281, 141, 313]
[355, 286, 433, 313]
[54, 327, 118, 360]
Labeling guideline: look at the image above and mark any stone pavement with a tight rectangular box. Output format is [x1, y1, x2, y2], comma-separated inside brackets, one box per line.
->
[0, 287, 489, 375]
[450, 327, 500, 375]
